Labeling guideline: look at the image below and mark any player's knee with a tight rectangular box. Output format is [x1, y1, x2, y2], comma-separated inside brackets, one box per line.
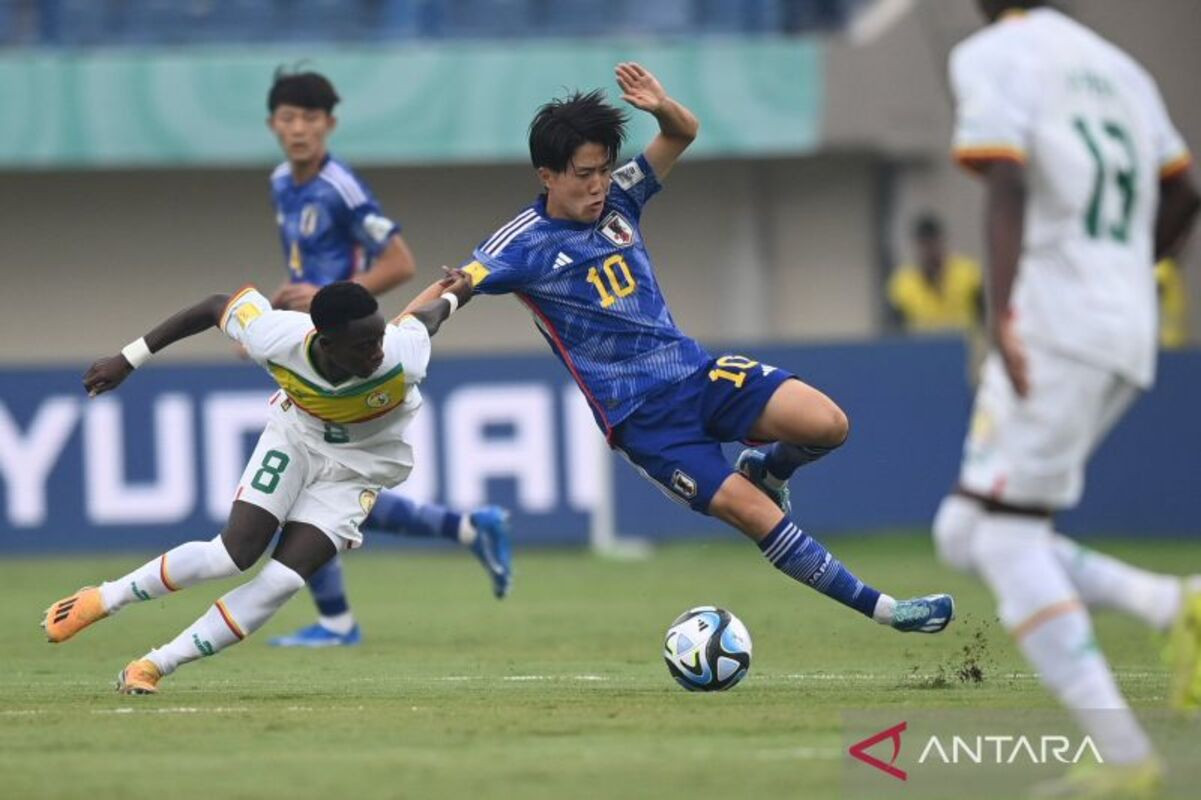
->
[932, 494, 980, 573]
[823, 405, 850, 448]
[219, 529, 266, 572]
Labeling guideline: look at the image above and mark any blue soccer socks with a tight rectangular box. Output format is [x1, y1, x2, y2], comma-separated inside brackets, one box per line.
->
[365, 492, 461, 541]
[758, 518, 881, 618]
[764, 441, 839, 482]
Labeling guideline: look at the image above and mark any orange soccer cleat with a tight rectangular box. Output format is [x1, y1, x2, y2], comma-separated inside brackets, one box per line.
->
[116, 659, 163, 695]
[42, 587, 109, 643]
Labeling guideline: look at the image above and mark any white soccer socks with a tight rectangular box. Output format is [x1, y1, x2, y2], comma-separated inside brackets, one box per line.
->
[1051, 535, 1182, 630]
[146, 559, 307, 676]
[934, 493, 1184, 630]
[99, 536, 241, 613]
[971, 514, 1154, 765]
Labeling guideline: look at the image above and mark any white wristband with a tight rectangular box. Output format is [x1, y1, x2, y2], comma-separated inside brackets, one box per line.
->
[120, 337, 152, 369]
[439, 292, 460, 316]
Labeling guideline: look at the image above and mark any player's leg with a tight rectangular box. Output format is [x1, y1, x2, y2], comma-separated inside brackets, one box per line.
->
[364, 493, 513, 598]
[707, 474, 950, 632]
[43, 501, 276, 644]
[121, 522, 332, 694]
[272, 494, 513, 648]
[936, 490, 1188, 629]
[735, 376, 848, 513]
[954, 350, 1157, 764]
[269, 553, 361, 647]
[614, 365, 950, 633]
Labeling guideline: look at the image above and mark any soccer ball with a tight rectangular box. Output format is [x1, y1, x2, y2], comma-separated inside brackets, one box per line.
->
[662, 606, 752, 691]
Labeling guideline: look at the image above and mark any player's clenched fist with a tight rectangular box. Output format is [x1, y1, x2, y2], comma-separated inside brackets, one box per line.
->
[83, 355, 134, 397]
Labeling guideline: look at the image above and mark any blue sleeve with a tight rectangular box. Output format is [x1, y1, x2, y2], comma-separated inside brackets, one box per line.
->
[609, 153, 661, 220]
[463, 245, 538, 296]
[349, 202, 401, 260]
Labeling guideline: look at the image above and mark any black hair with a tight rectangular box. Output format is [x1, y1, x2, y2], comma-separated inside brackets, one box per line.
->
[310, 282, 378, 332]
[981, 0, 1046, 20]
[528, 89, 629, 172]
[912, 213, 944, 240]
[268, 67, 340, 114]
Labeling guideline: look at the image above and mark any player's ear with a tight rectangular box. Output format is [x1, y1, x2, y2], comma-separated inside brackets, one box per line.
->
[326, 114, 338, 133]
[536, 166, 552, 190]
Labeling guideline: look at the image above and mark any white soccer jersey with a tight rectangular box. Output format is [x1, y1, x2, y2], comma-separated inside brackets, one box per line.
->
[950, 7, 1191, 387]
[220, 286, 431, 487]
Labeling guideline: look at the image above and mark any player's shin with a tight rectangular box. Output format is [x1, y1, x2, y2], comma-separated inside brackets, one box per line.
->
[364, 493, 462, 541]
[763, 441, 840, 483]
[146, 560, 306, 676]
[98, 535, 241, 614]
[757, 517, 888, 621]
[971, 514, 1154, 764]
[306, 555, 356, 634]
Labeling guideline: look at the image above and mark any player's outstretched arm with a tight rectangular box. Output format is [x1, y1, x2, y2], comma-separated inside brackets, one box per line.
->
[395, 268, 473, 337]
[982, 159, 1029, 397]
[82, 293, 230, 397]
[615, 62, 698, 182]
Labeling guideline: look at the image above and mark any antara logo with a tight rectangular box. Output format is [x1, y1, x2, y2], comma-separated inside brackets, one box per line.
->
[849, 721, 908, 781]
[849, 721, 1105, 781]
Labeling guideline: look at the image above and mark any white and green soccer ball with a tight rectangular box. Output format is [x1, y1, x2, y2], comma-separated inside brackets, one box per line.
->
[662, 606, 752, 691]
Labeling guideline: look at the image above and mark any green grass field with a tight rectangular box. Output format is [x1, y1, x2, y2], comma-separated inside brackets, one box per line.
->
[0, 534, 1194, 799]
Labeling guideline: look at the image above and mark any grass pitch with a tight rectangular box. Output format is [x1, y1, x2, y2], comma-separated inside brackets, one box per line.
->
[0, 534, 1193, 799]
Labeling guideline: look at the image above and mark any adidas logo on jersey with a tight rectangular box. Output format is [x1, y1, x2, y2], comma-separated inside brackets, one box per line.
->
[553, 252, 573, 269]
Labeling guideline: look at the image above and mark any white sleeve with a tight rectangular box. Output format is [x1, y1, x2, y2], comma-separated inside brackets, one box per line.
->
[386, 316, 432, 387]
[1143, 78, 1191, 178]
[949, 38, 1037, 170]
[220, 287, 298, 363]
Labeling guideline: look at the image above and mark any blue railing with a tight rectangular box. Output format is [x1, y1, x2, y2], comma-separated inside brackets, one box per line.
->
[1, 0, 868, 47]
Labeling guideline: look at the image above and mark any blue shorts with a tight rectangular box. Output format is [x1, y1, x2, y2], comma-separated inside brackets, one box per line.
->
[612, 354, 794, 514]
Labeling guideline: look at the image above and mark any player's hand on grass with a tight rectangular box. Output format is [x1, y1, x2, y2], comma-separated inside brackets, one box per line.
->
[616, 62, 667, 114]
[83, 355, 134, 397]
[271, 282, 319, 312]
[996, 313, 1029, 398]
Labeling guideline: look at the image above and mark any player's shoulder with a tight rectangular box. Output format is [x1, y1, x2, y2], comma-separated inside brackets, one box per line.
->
[317, 156, 371, 208]
[476, 203, 548, 262]
[269, 161, 291, 192]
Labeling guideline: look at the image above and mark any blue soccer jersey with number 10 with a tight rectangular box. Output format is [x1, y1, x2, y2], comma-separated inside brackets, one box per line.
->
[270, 154, 400, 286]
[464, 154, 712, 436]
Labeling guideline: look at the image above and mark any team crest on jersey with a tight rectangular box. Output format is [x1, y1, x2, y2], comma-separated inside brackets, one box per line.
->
[670, 470, 698, 500]
[366, 389, 391, 408]
[300, 204, 320, 237]
[599, 212, 636, 248]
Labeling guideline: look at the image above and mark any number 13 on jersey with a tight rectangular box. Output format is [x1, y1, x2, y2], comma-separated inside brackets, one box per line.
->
[586, 254, 637, 308]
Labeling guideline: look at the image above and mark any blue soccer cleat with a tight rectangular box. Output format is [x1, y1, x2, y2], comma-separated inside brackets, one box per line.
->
[469, 506, 513, 599]
[267, 622, 361, 648]
[735, 448, 792, 515]
[891, 594, 955, 633]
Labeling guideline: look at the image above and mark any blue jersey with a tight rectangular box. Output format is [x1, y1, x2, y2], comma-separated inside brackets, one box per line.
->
[269, 155, 400, 286]
[465, 155, 711, 435]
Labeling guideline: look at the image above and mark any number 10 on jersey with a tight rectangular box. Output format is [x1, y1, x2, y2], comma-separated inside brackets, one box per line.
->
[586, 255, 637, 308]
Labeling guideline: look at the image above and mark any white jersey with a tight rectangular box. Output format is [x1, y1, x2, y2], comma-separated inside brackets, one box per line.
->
[950, 7, 1191, 388]
[221, 286, 431, 487]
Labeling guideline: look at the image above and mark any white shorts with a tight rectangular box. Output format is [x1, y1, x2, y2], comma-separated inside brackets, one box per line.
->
[235, 422, 381, 550]
[958, 346, 1139, 509]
